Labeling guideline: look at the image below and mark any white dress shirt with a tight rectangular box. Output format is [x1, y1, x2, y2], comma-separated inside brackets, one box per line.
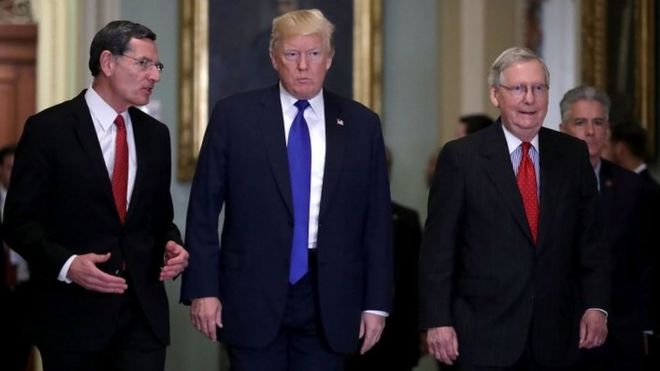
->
[58, 86, 138, 282]
[279, 85, 326, 250]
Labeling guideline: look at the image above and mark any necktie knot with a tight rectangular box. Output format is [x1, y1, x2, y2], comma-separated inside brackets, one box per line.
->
[114, 115, 126, 130]
[521, 141, 531, 154]
[294, 100, 310, 112]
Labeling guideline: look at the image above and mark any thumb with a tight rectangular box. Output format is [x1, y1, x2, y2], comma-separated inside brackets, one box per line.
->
[359, 318, 365, 339]
[89, 252, 112, 263]
[578, 320, 587, 344]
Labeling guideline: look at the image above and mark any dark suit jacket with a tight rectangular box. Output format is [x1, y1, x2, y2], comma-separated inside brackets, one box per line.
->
[639, 169, 660, 332]
[180, 85, 393, 353]
[419, 122, 609, 367]
[598, 160, 644, 331]
[346, 201, 421, 370]
[2, 91, 182, 351]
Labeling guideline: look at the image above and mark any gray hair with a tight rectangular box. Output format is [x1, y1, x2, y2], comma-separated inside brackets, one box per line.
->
[488, 46, 550, 87]
[559, 86, 611, 121]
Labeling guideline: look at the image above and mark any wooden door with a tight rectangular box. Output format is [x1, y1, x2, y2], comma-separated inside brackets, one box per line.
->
[0, 24, 36, 148]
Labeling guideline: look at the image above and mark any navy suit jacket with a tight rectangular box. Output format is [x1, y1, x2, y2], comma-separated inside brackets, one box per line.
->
[420, 122, 609, 367]
[3, 91, 182, 350]
[180, 85, 393, 353]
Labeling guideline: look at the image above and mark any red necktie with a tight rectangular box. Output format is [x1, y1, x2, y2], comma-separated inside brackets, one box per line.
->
[517, 142, 538, 243]
[112, 115, 128, 224]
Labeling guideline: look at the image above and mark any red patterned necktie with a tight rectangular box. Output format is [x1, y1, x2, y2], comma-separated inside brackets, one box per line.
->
[517, 142, 538, 243]
[112, 115, 128, 224]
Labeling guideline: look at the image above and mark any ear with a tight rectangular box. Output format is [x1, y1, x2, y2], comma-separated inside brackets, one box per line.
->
[559, 122, 566, 133]
[489, 86, 499, 107]
[99, 50, 116, 77]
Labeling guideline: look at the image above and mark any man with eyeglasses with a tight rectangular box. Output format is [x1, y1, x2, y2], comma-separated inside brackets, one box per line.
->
[560, 86, 645, 371]
[3, 20, 188, 371]
[420, 47, 609, 370]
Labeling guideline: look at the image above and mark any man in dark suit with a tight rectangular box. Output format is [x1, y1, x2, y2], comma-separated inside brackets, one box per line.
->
[609, 122, 660, 370]
[420, 47, 609, 371]
[559, 90, 646, 370]
[345, 148, 422, 371]
[180, 8, 393, 371]
[3, 21, 189, 371]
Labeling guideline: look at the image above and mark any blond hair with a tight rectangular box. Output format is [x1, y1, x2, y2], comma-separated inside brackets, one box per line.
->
[269, 9, 335, 53]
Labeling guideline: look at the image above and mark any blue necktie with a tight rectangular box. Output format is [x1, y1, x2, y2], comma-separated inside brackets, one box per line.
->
[288, 100, 311, 284]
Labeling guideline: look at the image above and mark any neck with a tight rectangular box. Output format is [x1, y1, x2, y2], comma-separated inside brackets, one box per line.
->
[92, 79, 129, 113]
[590, 156, 601, 170]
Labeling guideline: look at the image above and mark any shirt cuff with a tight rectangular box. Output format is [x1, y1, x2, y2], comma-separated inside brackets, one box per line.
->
[363, 310, 389, 317]
[58, 255, 77, 283]
[586, 307, 608, 319]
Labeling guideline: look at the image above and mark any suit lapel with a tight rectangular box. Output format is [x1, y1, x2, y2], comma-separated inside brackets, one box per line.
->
[537, 127, 566, 247]
[318, 91, 346, 219]
[126, 107, 146, 221]
[481, 122, 533, 243]
[256, 86, 294, 217]
[71, 91, 116, 208]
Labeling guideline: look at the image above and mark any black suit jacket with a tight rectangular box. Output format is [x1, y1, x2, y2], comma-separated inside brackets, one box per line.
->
[180, 85, 393, 353]
[3, 91, 182, 351]
[346, 201, 421, 370]
[638, 169, 660, 332]
[419, 122, 609, 367]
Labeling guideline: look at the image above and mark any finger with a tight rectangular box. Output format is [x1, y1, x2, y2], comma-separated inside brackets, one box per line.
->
[578, 320, 587, 345]
[358, 319, 365, 339]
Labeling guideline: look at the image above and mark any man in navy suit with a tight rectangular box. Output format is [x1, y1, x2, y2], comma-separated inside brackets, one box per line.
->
[420, 47, 609, 370]
[180, 8, 393, 371]
[559, 86, 645, 371]
[3, 21, 189, 371]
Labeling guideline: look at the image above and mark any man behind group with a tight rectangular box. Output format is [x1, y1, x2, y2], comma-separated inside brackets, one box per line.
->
[3, 20, 189, 371]
[609, 121, 660, 370]
[180, 8, 392, 371]
[420, 47, 609, 371]
[559, 86, 643, 371]
[559, 86, 645, 371]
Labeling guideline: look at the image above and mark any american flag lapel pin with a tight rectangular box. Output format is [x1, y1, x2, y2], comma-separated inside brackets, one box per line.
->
[336, 118, 344, 126]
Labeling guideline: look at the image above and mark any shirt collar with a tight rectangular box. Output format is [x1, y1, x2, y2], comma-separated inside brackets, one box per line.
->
[501, 123, 539, 155]
[634, 163, 647, 174]
[278, 83, 324, 117]
[84, 86, 128, 132]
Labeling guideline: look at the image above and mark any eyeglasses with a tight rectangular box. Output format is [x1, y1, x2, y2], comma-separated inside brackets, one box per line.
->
[498, 83, 548, 97]
[120, 54, 164, 72]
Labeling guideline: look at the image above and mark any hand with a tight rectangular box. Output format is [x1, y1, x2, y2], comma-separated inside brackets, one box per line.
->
[427, 326, 459, 365]
[359, 312, 385, 354]
[578, 309, 608, 349]
[67, 253, 127, 294]
[191, 297, 222, 341]
[159, 240, 189, 281]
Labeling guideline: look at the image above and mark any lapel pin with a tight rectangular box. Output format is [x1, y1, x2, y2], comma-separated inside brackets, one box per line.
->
[336, 118, 344, 126]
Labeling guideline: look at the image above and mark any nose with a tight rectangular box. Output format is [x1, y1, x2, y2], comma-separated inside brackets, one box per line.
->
[148, 67, 161, 82]
[297, 54, 308, 70]
[522, 87, 535, 104]
[585, 121, 595, 135]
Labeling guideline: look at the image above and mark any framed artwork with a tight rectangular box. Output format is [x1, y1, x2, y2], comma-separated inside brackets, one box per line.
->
[581, 0, 656, 154]
[178, 0, 382, 181]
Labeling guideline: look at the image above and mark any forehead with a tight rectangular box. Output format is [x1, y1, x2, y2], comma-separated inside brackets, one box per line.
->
[278, 33, 325, 50]
[126, 37, 158, 56]
[569, 99, 606, 118]
[501, 60, 545, 83]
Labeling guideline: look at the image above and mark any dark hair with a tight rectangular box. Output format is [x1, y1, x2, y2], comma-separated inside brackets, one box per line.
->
[88, 20, 157, 76]
[610, 121, 648, 160]
[460, 114, 493, 135]
[0, 144, 16, 165]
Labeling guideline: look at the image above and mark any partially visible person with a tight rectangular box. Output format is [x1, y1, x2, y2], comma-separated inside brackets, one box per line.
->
[3, 20, 188, 371]
[455, 114, 494, 138]
[609, 122, 660, 370]
[181, 9, 392, 371]
[420, 47, 608, 371]
[346, 147, 422, 371]
[559, 86, 645, 371]
[426, 114, 494, 189]
[0, 143, 33, 371]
